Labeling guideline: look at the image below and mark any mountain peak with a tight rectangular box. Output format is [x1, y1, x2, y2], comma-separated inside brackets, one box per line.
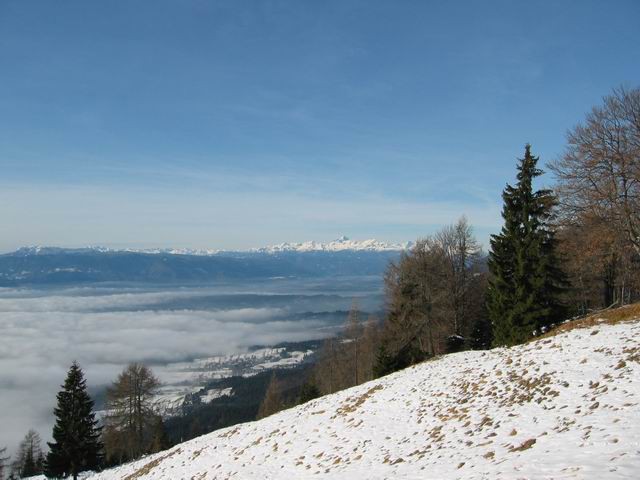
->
[7, 238, 411, 257]
[252, 237, 412, 254]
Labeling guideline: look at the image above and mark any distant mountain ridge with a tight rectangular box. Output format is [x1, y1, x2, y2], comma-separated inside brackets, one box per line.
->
[9, 236, 411, 257]
[0, 239, 406, 286]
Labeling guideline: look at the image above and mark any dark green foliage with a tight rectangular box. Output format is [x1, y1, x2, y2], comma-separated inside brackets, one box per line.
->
[45, 362, 103, 480]
[467, 315, 493, 350]
[373, 343, 428, 378]
[487, 145, 567, 346]
[297, 383, 321, 404]
[445, 335, 465, 354]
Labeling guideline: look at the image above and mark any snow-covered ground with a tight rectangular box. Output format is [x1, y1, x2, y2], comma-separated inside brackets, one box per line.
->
[88, 315, 640, 479]
[151, 347, 314, 416]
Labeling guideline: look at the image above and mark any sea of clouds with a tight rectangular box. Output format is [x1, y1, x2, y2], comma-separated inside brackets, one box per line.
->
[0, 282, 377, 457]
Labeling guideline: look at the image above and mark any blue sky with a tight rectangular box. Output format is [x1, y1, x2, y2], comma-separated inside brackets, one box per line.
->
[1, 0, 638, 251]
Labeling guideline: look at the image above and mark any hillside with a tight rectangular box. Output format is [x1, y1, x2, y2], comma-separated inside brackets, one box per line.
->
[89, 308, 640, 479]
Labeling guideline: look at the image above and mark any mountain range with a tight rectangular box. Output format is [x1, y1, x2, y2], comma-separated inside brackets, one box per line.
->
[0, 237, 408, 285]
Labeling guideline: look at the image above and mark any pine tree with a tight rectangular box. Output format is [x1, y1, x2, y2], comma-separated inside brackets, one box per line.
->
[45, 362, 103, 480]
[297, 382, 321, 405]
[487, 145, 566, 346]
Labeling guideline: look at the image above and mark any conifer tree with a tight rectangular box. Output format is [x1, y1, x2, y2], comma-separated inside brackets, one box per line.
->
[297, 382, 321, 405]
[46, 362, 103, 480]
[487, 145, 566, 346]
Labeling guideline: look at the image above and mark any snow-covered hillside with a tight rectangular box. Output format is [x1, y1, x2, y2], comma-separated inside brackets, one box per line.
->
[152, 347, 315, 417]
[90, 312, 640, 479]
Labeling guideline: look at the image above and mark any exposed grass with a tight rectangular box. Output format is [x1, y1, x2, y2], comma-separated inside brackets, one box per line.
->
[122, 448, 181, 480]
[537, 303, 640, 341]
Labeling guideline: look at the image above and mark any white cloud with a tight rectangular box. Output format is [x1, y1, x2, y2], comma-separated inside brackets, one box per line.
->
[0, 286, 336, 457]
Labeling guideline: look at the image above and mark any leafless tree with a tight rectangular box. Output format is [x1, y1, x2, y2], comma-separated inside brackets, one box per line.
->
[103, 363, 161, 463]
[257, 373, 282, 419]
[382, 236, 449, 357]
[550, 86, 640, 255]
[0, 446, 10, 480]
[11, 429, 44, 478]
[312, 304, 382, 395]
[435, 216, 482, 336]
[550, 86, 640, 308]
[380, 217, 485, 361]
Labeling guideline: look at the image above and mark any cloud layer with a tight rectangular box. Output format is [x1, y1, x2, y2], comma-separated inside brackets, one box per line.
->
[0, 283, 359, 456]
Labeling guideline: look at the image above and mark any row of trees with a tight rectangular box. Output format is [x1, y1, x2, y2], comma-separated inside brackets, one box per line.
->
[0, 362, 165, 480]
[0, 430, 45, 479]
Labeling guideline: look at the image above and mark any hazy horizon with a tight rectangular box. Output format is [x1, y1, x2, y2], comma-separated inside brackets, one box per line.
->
[2, 1, 639, 251]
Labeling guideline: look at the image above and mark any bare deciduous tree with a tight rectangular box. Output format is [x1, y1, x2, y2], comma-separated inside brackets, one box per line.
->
[103, 363, 161, 463]
[256, 373, 282, 420]
[550, 86, 640, 255]
[0, 446, 10, 480]
[550, 86, 640, 309]
[379, 217, 486, 365]
[11, 429, 44, 478]
[312, 304, 382, 395]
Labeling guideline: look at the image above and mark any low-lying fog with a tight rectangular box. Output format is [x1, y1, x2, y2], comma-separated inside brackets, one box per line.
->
[0, 277, 383, 456]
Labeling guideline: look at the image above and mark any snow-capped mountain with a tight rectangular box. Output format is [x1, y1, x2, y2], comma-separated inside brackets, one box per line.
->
[251, 236, 412, 253]
[87, 308, 640, 480]
[10, 237, 410, 257]
[1, 239, 409, 285]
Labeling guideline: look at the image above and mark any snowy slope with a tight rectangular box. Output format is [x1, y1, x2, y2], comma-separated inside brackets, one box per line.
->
[89, 316, 640, 479]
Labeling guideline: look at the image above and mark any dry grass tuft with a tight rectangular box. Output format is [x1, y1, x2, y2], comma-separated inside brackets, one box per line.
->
[510, 438, 536, 452]
[537, 303, 640, 341]
[337, 385, 384, 416]
[123, 448, 182, 480]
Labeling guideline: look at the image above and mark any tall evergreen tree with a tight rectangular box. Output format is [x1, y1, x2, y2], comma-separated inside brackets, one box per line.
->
[487, 145, 566, 346]
[45, 362, 103, 480]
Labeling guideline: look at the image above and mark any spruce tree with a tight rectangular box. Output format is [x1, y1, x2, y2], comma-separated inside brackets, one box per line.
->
[487, 145, 566, 346]
[45, 362, 103, 480]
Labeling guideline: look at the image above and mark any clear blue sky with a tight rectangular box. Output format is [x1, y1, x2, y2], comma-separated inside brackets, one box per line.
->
[1, 0, 638, 251]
